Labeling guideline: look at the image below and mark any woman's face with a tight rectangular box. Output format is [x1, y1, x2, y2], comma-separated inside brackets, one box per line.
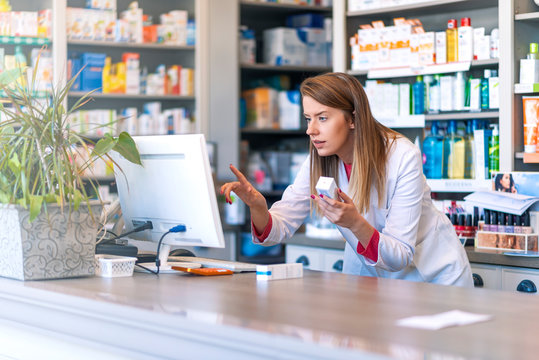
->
[303, 96, 355, 164]
[500, 173, 511, 189]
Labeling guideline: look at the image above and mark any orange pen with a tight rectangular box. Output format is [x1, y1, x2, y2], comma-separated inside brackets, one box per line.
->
[172, 266, 233, 276]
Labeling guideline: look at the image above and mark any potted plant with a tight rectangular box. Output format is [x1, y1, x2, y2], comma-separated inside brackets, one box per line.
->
[0, 60, 141, 281]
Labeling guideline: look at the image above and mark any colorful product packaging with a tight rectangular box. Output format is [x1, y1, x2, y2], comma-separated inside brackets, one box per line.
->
[522, 96, 539, 153]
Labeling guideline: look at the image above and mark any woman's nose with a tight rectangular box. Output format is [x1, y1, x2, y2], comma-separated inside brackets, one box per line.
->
[306, 121, 318, 135]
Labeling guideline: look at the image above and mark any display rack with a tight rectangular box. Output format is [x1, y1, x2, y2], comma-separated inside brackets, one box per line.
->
[512, 0, 539, 168]
[344, 0, 501, 188]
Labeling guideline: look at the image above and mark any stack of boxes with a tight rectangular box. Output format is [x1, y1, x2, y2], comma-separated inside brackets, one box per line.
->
[66, 1, 195, 45]
[0, 9, 51, 38]
[350, 17, 498, 72]
[68, 52, 194, 96]
[263, 13, 332, 67]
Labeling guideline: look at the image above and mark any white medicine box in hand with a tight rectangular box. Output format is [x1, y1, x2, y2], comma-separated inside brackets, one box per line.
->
[316, 176, 337, 199]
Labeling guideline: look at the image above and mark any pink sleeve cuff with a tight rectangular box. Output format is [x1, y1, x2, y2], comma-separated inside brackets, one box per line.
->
[252, 214, 272, 242]
[356, 229, 379, 263]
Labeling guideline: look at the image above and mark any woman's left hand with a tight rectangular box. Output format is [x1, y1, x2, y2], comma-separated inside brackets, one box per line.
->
[312, 190, 362, 231]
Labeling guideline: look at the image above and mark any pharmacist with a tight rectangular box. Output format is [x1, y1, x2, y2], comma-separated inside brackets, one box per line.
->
[221, 72, 473, 287]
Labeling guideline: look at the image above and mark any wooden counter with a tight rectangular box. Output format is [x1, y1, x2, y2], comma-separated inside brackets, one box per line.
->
[0, 270, 538, 359]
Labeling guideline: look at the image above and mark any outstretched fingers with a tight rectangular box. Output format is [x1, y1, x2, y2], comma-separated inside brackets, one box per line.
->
[229, 164, 250, 185]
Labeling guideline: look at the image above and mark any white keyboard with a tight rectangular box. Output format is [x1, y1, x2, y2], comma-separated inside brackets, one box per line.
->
[168, 256, 258, 272]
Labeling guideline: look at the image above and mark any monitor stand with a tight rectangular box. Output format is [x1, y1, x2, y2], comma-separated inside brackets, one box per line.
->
[135, 244, 201, 273]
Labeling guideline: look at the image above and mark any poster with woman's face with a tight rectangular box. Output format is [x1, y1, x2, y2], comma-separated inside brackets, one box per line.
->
[492, 172, 539, 197]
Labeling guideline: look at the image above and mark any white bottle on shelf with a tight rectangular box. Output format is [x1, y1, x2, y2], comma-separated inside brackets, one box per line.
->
[457, 17, 473, 62]
[454, 71, 466, 111]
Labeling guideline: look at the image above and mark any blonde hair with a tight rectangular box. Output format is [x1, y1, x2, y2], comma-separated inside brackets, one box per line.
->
[300, 72, 400, 214]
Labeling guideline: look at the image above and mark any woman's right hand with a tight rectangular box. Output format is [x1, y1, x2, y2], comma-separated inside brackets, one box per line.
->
[220, 164, 267, 210]
[220, 165, 270, 233]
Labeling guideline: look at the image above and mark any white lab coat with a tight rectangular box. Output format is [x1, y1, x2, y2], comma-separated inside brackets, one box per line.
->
[253, 137, 473, 287]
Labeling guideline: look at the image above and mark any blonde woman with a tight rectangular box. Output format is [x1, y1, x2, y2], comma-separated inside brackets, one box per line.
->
[221, 72, 472, 287]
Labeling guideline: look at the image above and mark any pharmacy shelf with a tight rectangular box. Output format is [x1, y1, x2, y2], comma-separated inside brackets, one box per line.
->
[347, 0, 497, 17]
[68, 92, 195, 100]
[376, 115, 425, 128]
[426, 179, 492, 193]
[240, 63, 331, 73]
[514, 83, 539, 94]
[515, 152, 539, 163]
[515, 12, 539, 21]
[358, 112, 498, 128]
[0, 36, 50, 46]
[68, 40, 194, 51]
[241, 128, 305, 135]
[348, 59, 498, 78]
[425, 111, 499, 120]
[240, 0, 331, 15]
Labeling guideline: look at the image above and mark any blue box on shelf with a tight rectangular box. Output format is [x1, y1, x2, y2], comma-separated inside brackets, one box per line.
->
[80, 52, 106, 92]
[286, 13, 325, 29]
[69, 56, 82, 91]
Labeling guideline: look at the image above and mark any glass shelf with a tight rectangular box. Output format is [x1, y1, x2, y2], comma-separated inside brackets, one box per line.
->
[0, 36, 50, 46]
[241, 63, 331, 73]
[347, 0, 497, 17]
[68, 40, 194, 50]
[349, 59, 499, 79]
[68, 92, 195, 100]
[426, 179, 492, 193]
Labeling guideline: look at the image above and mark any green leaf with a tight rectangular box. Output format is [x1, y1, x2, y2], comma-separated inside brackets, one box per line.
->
[92, 135, 116, 157]
[0, 191, 9, 203]
[29, 195, 43, 222]
[44, 193, 57, 203]
[0, 68, 25, 87]
[73, 189, 82, 211]
[8, 153, 21, 175]
[16, 198, 26, 208]
[113, 132, 142, 165]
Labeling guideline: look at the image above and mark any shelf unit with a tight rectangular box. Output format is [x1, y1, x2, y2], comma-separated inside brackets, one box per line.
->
[223, 0, 334, 264]
[348, 59, 499, 79]
[67, 40, 195, 51]
[341, 0, 502, 188]
[63, 0, 199, 131]
[512, 0, 539, 169]
[67, 92, 195, 101]
[237, 0, 332, 160]
[347, 0, 497, 17]
[0, 36, 50, 46]
[426, 179, 492, 193]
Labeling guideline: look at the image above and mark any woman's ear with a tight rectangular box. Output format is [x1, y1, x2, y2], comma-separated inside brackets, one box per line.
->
[350, 111, 356, 129]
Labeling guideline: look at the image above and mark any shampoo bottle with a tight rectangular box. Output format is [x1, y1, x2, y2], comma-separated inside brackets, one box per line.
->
[481, 69, 491, 109]
[464, 120, 475, 179]
[412, 75, 425, 114]
[446, 19, 458, 63]
[443, 120, 465, 179]
[102, 57, 111, 94]
[488, 124, 499, 178]
[428, 74, 441, 113]
[454, 71, 466, 111]
[422, 122, 444, 179]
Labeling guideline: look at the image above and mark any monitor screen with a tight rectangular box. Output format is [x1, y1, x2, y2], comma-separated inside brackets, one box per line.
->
[111, 134, 225, 270]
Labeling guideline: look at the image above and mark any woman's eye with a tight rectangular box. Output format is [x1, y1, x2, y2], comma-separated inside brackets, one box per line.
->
[319, 117, 327, 121]
[305, 117, 311, 123]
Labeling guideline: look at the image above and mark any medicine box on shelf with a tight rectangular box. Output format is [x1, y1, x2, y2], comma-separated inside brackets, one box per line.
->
[475, 231, 538, 252]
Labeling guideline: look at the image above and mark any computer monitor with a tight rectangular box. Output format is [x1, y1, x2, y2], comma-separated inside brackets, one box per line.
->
[111, 134, 225, 272]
